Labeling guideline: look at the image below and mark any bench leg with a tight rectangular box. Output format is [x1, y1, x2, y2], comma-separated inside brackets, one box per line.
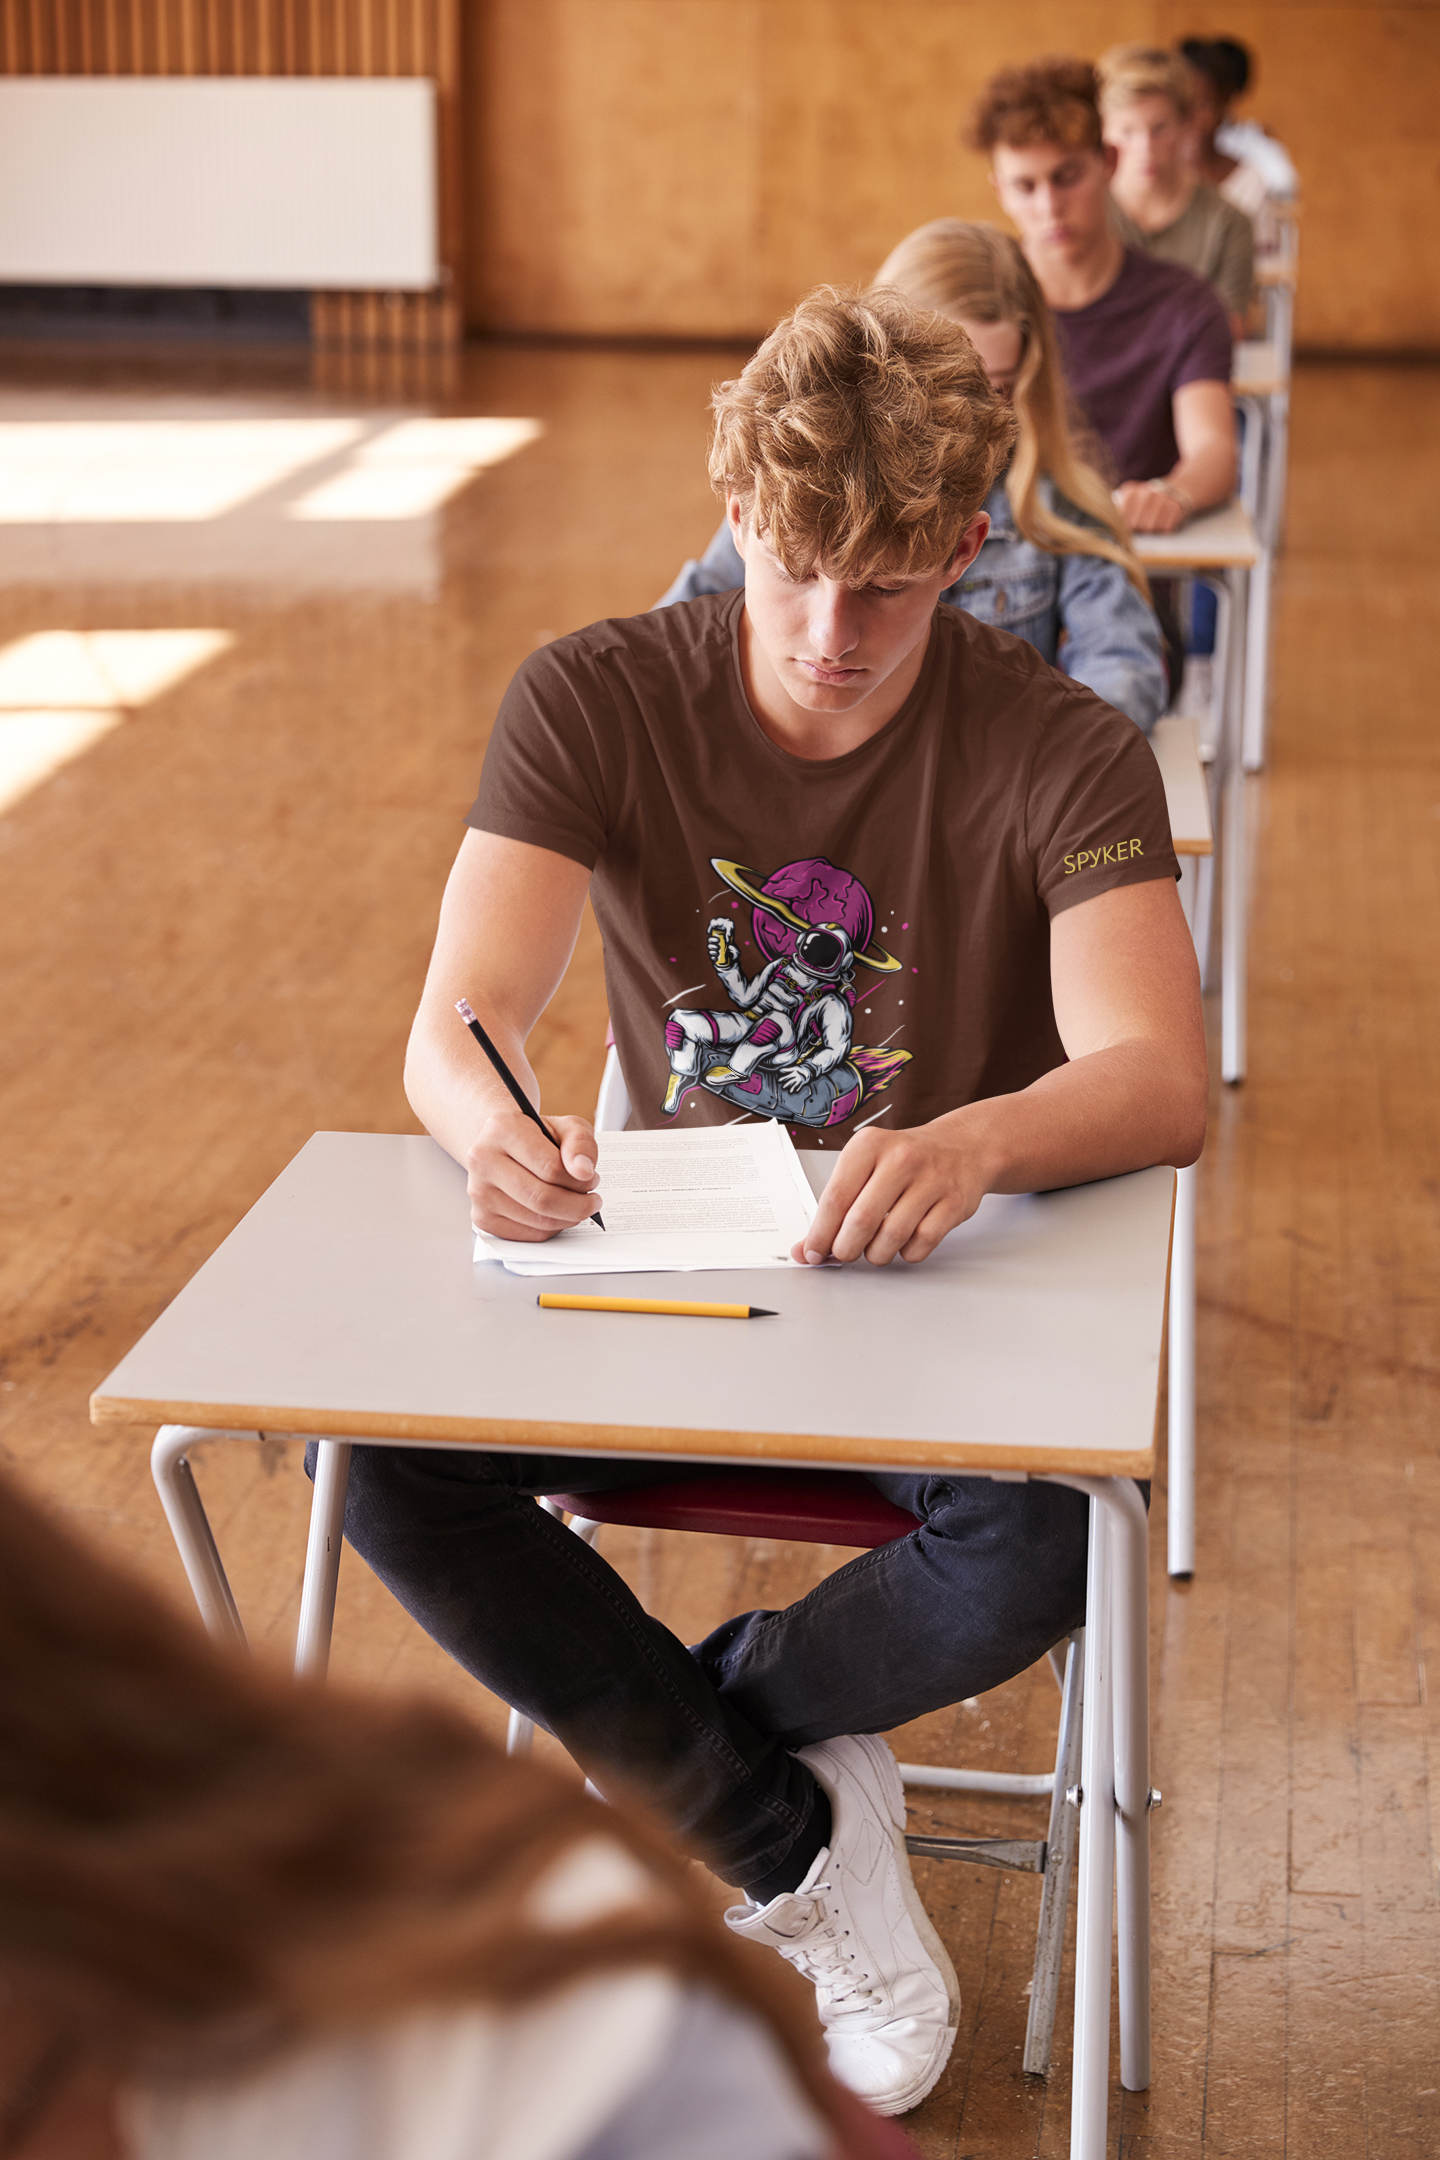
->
[150, 1424, 250, 1649]
[1023, 1630, 1085, 2076]
[295, 1439, 352, 1680]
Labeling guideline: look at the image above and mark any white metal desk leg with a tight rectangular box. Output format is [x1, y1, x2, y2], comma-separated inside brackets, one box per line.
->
[151, 1425, 249, 1649]
[1069, 1495, 1115, 2160]
[295, 1439, 352, 1679]
[1044, 1475, 1154, 2154]
[1221, 565, 1250, 1084]
[1242, 542, 1274, 773]
[1237, 394, 1264, 517]
[1106, 1479, 1154, 2093]
[1168, 1161, 1197, 1578]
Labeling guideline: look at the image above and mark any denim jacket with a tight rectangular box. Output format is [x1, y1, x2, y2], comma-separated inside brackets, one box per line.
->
[656, 477, 1166, 732]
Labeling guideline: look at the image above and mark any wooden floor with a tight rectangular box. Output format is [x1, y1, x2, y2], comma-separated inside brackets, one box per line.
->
[1, 340, 1437, 2157]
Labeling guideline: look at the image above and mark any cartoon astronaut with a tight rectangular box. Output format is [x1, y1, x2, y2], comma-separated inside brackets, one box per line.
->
[662, 914, 858, 1115]
[659, 856, 913, 1128]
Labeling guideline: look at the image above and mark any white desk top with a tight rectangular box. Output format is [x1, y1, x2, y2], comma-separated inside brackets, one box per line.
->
[1233, 339, 1289, 399]
[1132, 498, 1259, 572]
[92, 1133, 1173, 1478]
[1151, 716, 1213, 855]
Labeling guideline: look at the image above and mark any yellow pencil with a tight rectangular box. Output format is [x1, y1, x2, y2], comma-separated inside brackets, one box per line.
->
[537, 1293, 777, 1320]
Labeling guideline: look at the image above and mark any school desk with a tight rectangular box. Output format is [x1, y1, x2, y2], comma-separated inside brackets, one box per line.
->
[91, 1129, 1176, 2160]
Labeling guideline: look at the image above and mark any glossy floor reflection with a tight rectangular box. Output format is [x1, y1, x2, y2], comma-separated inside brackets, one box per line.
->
[1, 340, 1437, 2159]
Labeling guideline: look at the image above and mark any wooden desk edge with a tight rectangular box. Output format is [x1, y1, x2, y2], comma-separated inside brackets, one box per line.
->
[1133, 546, 1260, 570]
[89, 1391, 1154, 1481]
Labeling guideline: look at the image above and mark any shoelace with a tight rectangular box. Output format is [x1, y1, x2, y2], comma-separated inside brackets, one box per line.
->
[781, 1883, 880, 2015]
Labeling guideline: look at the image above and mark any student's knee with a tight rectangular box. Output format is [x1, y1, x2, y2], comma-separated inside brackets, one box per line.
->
[303, 1441, 526, 1563]
[872, 1471, 1092, 1645]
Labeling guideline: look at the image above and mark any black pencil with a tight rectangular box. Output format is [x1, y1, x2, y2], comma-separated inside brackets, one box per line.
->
[455, 998, 605, 1231]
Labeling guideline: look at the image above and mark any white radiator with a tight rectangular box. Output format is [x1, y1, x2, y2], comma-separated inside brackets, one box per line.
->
[0, 77, 437, 290]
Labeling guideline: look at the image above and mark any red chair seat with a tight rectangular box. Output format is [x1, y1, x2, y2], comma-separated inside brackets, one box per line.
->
[545, 1470, 917, 1550]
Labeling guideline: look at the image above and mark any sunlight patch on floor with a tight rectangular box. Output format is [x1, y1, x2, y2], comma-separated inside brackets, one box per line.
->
[285, 415, 545, 520]
[0, 628, 235, 814]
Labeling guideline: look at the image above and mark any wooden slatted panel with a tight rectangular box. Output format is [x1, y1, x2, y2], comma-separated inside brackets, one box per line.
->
[0, 1, 442, 77]
[0, 0, 461, 348]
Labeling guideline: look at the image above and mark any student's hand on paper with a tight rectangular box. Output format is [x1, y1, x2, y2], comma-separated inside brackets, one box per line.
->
[465, 1110, 602, 1241]
[1112, 480, 1185, 535]
[792, 1124, 986, 1268]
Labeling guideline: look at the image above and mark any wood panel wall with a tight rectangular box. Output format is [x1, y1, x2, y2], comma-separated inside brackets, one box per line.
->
[467, 0, 1440, 354]
[0, 0, 462, 347]
[0, 1, 445, 75]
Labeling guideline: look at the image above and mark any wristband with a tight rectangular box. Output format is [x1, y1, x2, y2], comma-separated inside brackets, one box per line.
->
[1146, 479, 1195, 518]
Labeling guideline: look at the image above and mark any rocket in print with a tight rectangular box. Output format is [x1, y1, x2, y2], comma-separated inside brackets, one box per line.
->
[661, 855, 913, 1130]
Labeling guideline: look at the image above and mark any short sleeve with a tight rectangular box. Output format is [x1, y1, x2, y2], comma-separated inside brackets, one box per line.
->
[466, 643, 616, 872]
[1172, 283, 1233, 392]
[1029, 701, 1180, 918]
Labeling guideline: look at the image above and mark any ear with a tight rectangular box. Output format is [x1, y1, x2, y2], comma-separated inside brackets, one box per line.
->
[725, 493, 750, 556]
[943, 511, 991, 585]
[1102, 142, 1119, 180]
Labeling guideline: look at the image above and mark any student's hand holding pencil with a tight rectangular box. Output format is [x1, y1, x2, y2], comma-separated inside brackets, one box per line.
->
[464, 1107, 603, 1241]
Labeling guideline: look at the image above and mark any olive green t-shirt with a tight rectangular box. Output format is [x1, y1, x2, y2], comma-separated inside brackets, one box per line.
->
[467, 591, 1178, 1150]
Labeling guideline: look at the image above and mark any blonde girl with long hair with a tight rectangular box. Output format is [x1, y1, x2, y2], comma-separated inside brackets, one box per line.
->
[660, 220, 1167, 730]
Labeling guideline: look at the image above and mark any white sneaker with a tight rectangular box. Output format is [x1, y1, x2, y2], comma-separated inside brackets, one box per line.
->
[724, 1734, 959, 2116]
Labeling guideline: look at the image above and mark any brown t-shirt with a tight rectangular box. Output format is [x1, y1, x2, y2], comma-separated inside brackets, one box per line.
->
[468, 592, 1178, 1150]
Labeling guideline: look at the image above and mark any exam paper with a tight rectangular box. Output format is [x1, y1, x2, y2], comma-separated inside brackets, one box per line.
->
[474, 1121, 817, 1276]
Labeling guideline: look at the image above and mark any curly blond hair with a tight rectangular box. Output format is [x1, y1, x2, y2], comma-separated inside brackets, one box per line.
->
[708, 285, 1016, 583]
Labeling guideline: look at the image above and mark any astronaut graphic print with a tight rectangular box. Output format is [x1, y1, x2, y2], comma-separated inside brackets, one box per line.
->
[660, 854, 913, 1130]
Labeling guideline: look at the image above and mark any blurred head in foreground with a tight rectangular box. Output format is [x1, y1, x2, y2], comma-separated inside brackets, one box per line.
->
[0, 1465, 899, 2158]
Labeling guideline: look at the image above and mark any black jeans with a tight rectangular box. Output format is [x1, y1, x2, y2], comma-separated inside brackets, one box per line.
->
[318, 1445, 1091, 1890]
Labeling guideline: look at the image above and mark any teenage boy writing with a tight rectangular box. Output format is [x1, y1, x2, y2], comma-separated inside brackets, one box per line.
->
[338, 291, 1207, 2119]
[969, 57, 1236, 536]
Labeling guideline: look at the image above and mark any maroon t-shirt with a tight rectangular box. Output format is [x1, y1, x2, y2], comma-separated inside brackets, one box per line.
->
[1052, 249, 1233, 484]
[468, 593, 1179, 1148]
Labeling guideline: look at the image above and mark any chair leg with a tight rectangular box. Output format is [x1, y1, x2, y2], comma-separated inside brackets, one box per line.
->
[1023, 1630, 1086, 2077]
[507, 1503, 601, 1759]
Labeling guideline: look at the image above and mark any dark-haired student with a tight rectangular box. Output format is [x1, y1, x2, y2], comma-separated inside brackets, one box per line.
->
[1180, 33, 1297, 249]
[0, 1463, 912, 2160]
[967, 56, 1237, 539]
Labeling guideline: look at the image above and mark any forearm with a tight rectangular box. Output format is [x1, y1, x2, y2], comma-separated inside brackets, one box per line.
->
[935, 1035, 1206, 1195]
[1164, 433, 1234, 512]
[404, 988, 538, 1168]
